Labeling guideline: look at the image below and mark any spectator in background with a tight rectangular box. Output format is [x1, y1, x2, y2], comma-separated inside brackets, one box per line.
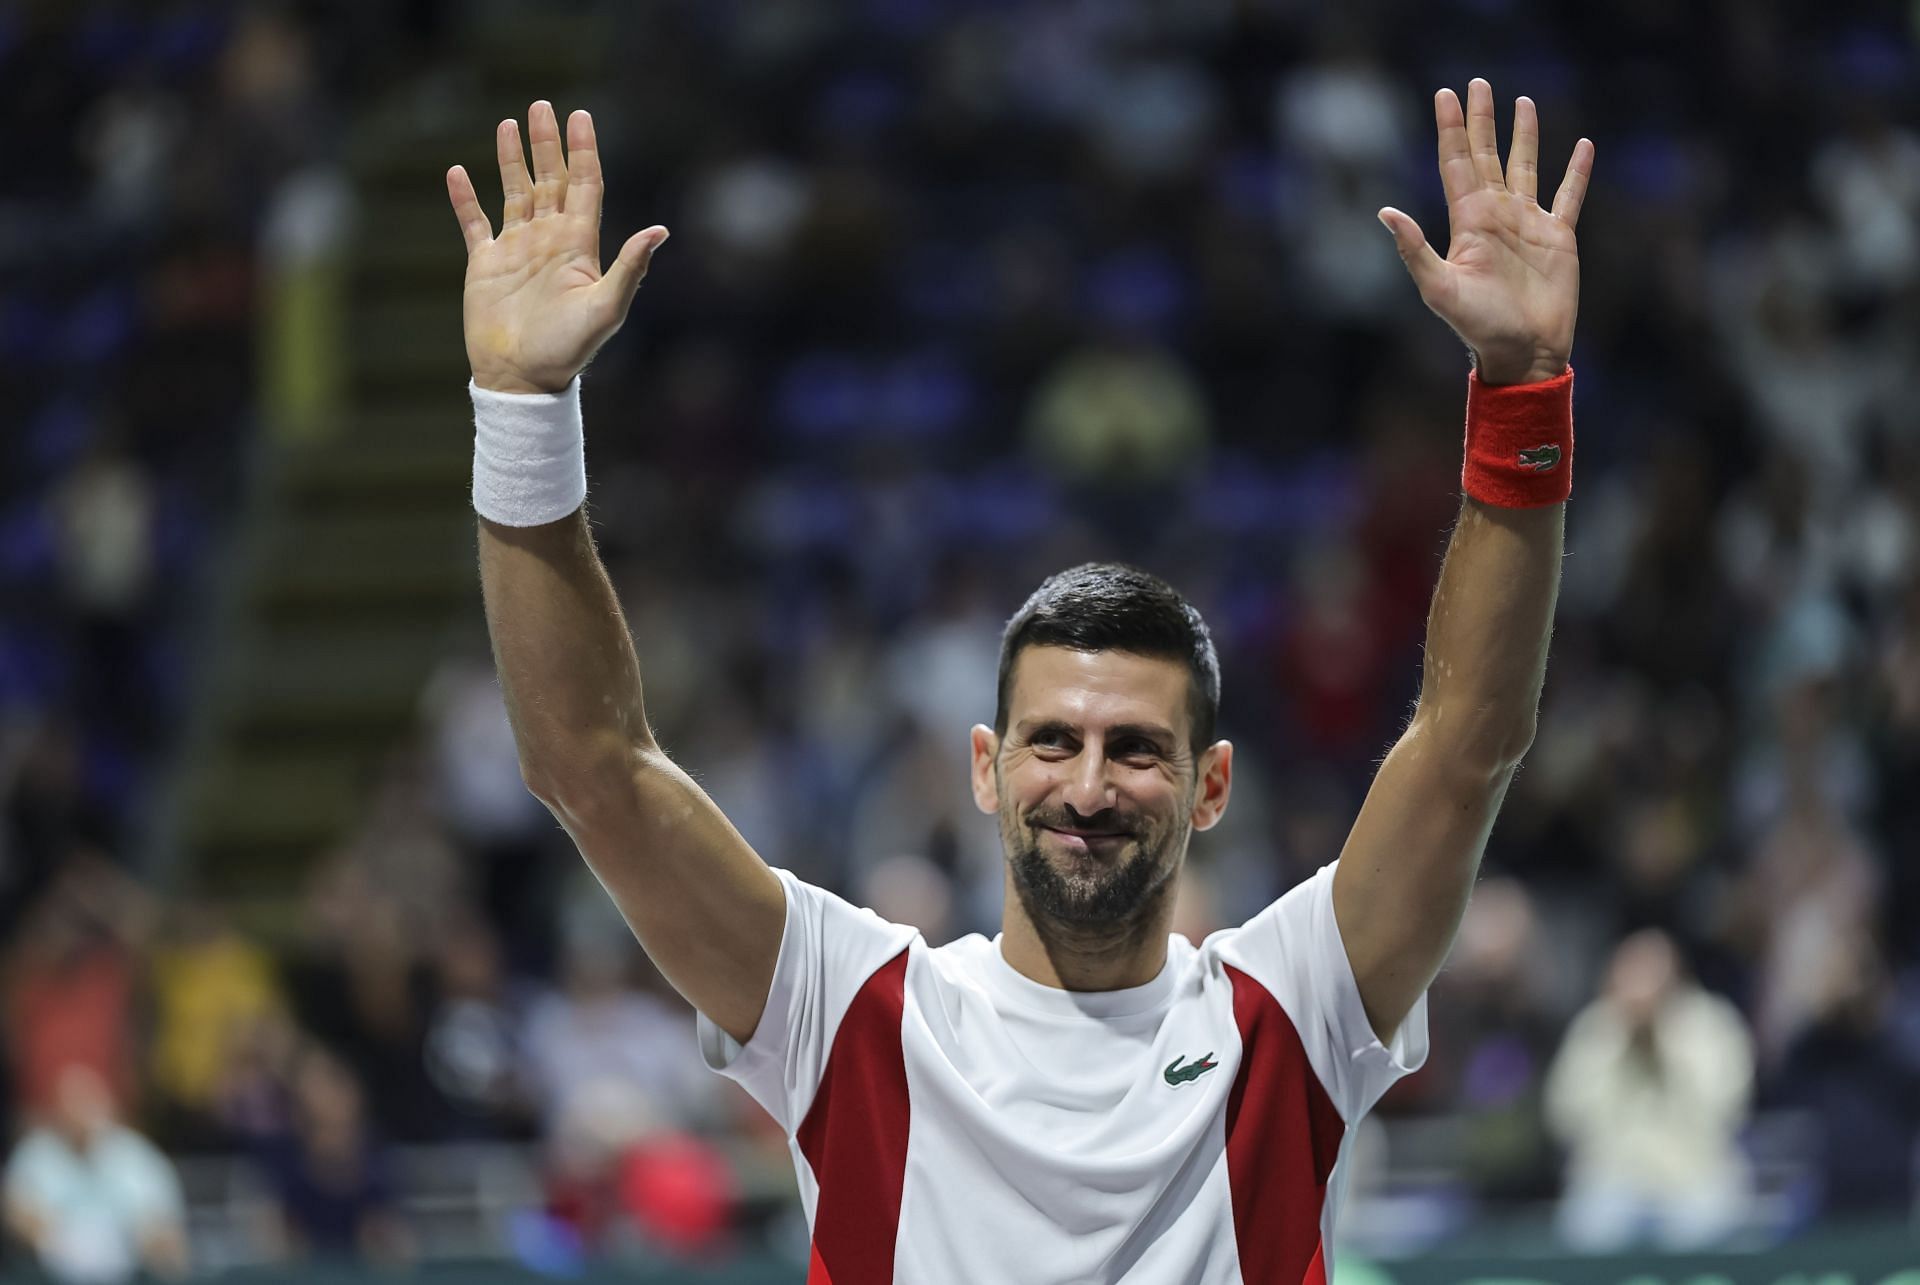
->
[520, 911, 717, 1140]
[523, 891, 734, 1264]
[48, 438, 157, 752]
[5, 852, 149, 1117]
[420, 913, 537, 1140]
[1418, 879, 1565, 1202]
[538, 1076, 738, 1265]
[290, 765, 466, 1141]
[1731, 741, 1880, 1068]
[146, 898, 287, 1145]
[0, 719, 118, 943]
[423, 649, 559, 973]
[846, 723, 1000, 935]
[1545, 929, 1755, 1251]
[1271, 538, 1399, 765]
[210, 1009, 302, 1150]
[1769, 935, 1920, 1218]
[3, 1063, 187, 1283]
[254, 1045, 410, 1267]
[1024, 336, 1210, 498]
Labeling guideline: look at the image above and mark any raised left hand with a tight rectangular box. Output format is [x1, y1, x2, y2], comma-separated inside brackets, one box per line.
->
[1380, 79, 1593, 386]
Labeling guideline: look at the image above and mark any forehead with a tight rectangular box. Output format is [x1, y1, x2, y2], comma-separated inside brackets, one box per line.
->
[1006, 645, 1191, 733]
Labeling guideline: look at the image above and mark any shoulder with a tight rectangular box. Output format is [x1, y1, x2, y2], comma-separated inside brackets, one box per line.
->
[769, 867, 922, 967]
[5, 1130, 64, 1180]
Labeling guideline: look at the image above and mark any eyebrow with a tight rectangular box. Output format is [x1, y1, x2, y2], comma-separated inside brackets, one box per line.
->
[1016, 718, 1178, 748]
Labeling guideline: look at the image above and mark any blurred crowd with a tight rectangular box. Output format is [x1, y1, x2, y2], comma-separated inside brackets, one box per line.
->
[3, 0, 1919, 1277]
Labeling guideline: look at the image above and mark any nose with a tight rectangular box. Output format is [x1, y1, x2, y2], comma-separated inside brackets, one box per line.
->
[1061, 743, 1116, 817]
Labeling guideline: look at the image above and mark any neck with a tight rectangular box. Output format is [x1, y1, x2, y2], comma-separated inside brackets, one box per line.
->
[998, 870, 1176, 992]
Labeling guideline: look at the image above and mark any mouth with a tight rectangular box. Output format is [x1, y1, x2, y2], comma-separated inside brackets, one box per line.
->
[1039, 825, 1131, 854]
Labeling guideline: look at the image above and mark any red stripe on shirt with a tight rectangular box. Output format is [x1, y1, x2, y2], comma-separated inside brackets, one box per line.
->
[1224, 963, 1346, 1284]
[798, 948, 912, 1285]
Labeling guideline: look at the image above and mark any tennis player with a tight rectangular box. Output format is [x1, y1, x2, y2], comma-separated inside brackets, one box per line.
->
[448, 77, 1591, 1283]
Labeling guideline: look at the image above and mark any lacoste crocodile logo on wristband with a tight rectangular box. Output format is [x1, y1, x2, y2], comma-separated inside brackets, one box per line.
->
[1164, 1053, 1219, 1087]
[1517, 444, 1563, 472]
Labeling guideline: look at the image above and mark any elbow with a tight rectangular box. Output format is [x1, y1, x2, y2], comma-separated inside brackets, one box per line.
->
[519, 759, 563, 810]
[1410, 704, 1537, 787]
[1492, 713, 1539, 771]
[518, 748, 581, 810]
[518, 733, 664, 815]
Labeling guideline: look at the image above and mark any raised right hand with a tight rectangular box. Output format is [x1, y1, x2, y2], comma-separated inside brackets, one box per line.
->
[446, 101, 668, 395]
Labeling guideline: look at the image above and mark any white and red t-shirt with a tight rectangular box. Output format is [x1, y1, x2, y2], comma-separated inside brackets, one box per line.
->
[697, 860, 1428, 1284]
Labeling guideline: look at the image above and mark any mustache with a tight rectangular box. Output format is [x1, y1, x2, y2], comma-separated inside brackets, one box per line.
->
[1029, 810, 1136, 837]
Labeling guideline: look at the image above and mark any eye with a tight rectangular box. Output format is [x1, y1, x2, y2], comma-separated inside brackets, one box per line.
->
[1115, 738, 1161, 760]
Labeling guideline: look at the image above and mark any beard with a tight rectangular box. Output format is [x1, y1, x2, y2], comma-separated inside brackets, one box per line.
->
[1000, 794, 1185, 932]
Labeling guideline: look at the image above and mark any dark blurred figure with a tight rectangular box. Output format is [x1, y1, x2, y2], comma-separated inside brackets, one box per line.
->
[1769, 936, 1920, 1219]
[420, 913, 538, 1140]
[1416, 879, 1563, 1202]
[423, 650, 561, 974]
[0, 719, 119, 941]
[286, 773, 466, 1143]
[254, 1046, 411, 1267]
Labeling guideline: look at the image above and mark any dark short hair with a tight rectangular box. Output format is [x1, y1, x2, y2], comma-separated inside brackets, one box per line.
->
[994, 562, 1220, 755]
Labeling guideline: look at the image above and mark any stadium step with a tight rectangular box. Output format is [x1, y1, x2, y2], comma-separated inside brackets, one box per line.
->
[159, 11, 610, 911]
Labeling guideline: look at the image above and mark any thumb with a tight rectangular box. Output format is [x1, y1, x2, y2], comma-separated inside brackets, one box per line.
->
[1377, 207, 1447, 297]
[600, 224, 669, 316]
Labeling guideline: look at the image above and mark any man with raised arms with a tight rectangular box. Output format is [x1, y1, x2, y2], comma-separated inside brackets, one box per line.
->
[446, 77, 1592, 1282]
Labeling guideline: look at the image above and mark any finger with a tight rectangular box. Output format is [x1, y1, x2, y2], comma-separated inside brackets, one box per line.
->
[528, 100, 566, 216]
[1551, 137, 1596, 229]
[1378, 207, 1448, 297]
[496, 119, 532, 227]
[1464, 78, 1504, 187]
[1433, 89, 1479, 206]
[599, 225, 670, 315]
[565, 109, 603, 228]
[446, 165, 493, 251]
[1507, 96, 1540, 203]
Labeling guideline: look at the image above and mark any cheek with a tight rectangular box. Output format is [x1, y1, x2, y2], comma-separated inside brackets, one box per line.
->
[1000, 764, 1066, 819]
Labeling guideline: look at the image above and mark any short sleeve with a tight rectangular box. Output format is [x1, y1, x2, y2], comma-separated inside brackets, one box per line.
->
[696, 867, 918, 1134]
[1212, 861, 1429, 1122]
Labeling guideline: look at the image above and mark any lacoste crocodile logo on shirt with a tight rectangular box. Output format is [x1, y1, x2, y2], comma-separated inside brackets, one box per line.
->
[1517, 444, 1563, 472]
[1164, 1053, 1219, 1087]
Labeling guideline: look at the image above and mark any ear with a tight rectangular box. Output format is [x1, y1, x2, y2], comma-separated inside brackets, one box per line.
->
[1190, 740, 1233, 832]
[969, 724, 1001, 814]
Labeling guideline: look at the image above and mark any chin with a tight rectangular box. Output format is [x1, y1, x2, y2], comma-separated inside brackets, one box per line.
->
[1010, 839, 1172, 929]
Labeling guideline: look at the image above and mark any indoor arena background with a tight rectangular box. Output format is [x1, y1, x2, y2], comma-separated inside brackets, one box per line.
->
[2, 1, 1917, 1281]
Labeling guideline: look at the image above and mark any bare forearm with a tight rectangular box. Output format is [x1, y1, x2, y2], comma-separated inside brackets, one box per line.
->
[478, 510, 651, 795]
[1415, 497, 1563, 768]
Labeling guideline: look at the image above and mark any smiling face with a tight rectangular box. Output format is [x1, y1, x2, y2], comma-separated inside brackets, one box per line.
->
[971, 645, 1232, 936]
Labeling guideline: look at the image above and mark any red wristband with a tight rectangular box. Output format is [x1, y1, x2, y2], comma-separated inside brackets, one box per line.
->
[1462, 364, 1574, 508]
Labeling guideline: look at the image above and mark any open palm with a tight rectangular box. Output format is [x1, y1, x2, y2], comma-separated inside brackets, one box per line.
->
[446, 101, 668, 395]
[1380, 78, 1594, 386]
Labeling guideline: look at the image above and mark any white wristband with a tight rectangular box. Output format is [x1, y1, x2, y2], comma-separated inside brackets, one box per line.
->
[470, 377, 587, 526]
